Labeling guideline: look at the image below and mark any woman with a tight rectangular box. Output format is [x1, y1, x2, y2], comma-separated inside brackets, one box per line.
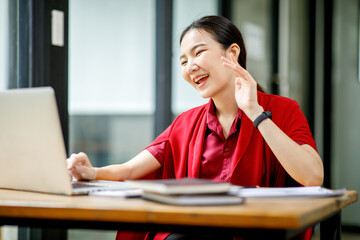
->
[67, 16, 323, 240]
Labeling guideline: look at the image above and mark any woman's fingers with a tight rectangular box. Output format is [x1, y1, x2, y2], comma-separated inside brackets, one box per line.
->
[221, 55, 246, 78]
[67, 152, 89, 168]
[222, 55, 261, 116]
[75, 165, 96, 180]
[66, 152, 94, 180]
[222, 54, 258, 89]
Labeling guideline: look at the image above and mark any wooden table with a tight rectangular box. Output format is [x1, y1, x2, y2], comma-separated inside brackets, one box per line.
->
[0, 189, 357, 239]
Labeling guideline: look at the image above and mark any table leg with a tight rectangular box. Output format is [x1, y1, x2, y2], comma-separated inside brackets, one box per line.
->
[320, 211, 341, 240]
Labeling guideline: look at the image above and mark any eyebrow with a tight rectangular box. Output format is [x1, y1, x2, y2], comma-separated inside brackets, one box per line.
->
[180, 43, 206, 60]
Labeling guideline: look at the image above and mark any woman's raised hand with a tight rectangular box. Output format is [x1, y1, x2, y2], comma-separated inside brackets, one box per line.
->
[221, 53, 263, 121]
[66, 152, 96, 181]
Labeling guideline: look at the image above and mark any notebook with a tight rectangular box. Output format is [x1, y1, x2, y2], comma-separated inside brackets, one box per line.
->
[0, 87, 131, 195]
[125, 178, 233, 195]
[125, 178, 244, 205]
[141, 191, 244, 205]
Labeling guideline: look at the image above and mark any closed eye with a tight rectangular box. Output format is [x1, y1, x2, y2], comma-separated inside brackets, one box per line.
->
[196, 50, 205, 56]
[181, 60, 188, 66]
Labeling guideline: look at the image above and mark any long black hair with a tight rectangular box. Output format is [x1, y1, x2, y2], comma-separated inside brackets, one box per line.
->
[180, 15, 265, 93]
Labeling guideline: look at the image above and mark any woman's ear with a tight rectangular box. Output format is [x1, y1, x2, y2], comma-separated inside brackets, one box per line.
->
[226, 43, 240, 60]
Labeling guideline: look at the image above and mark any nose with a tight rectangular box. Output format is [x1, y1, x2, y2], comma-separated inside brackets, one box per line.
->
[186, 59, 199, 74]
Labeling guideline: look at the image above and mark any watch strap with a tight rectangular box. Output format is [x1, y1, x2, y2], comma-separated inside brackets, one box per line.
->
[253, 111, 272, 129]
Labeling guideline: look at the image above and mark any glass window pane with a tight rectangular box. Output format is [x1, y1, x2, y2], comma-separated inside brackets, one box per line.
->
[232, 0, 272, 93]
[288, 0, 309, 114]
[69, 0, 155, 167]
[0, 0, 8, 91]
[69, 0, 155, 114]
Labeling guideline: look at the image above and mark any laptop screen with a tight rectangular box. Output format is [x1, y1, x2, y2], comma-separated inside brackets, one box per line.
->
[0, 87, 72, 195]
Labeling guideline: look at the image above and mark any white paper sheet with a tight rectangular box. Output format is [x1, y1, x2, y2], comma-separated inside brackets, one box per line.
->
[235, 186, 346, 198]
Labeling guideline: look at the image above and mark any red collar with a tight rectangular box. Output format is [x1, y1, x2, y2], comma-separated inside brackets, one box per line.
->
[206, 99, 243, 139]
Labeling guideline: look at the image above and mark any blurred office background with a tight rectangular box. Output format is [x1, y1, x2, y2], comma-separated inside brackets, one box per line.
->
[0, 0, 359, 239]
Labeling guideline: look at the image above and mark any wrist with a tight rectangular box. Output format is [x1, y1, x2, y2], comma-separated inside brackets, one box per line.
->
[245, 106, 264, 122]
[93, 167, 99, 180]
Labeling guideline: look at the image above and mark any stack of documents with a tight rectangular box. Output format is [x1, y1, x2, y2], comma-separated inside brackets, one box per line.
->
[89, 179, 345, 203]
[125, 178, 245, 206]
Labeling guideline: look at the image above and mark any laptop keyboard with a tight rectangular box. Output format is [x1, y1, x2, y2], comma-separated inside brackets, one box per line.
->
[72, 182, 99, 189]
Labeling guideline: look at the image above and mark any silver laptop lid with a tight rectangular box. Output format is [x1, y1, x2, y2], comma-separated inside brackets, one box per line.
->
[0, 87, 72, 195]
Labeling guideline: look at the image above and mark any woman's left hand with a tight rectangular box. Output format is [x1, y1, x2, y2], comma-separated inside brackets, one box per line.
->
[221, 53, 263, 121]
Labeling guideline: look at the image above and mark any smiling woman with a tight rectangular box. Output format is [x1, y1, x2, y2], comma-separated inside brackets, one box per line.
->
[67, 15, 323, 240]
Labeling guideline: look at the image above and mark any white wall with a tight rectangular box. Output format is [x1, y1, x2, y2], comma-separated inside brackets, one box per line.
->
[69, 0, 155, 114]
[172, 0, 217, 114]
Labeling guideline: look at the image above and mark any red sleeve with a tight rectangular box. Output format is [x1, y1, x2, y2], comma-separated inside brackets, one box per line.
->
[146, 142, 167, 165]
[141, 126, 176, 180]
[260, 92, 317, 152]
[144, 119, 174, 166]
[281, 101, 317, 151]
[272, 98, 317, 187]
[256, 93, 319, 188]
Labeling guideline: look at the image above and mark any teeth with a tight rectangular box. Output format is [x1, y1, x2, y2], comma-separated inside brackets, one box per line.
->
[195, 75, 208, 83]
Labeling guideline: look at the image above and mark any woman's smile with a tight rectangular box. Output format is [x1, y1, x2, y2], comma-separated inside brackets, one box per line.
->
[193, 74, 209, 87]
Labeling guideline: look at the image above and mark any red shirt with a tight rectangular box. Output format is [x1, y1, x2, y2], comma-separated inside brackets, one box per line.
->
[147, 100, 243, 182]
[144, 92, 317, 187]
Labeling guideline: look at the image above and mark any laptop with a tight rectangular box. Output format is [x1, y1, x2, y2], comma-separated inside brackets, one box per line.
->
[0, 87, 131, 195]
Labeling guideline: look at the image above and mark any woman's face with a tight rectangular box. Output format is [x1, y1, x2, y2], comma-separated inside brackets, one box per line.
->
[180, 29, 235, 99]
